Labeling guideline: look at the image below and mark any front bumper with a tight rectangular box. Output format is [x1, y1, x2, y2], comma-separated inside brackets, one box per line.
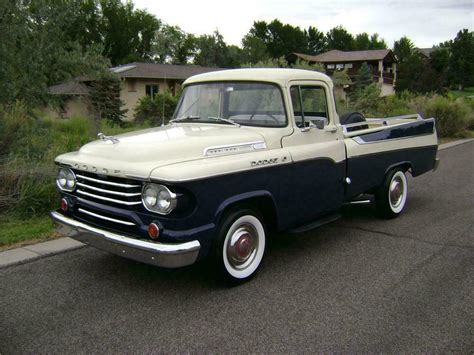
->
[50, 211, 201, 268]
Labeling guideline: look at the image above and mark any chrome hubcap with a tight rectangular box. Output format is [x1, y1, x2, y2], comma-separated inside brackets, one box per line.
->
[390, 176, 404, 208]
[227, 224, 258, 269]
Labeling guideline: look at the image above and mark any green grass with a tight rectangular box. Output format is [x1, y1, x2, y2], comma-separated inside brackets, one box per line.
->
[449, 87, 474, 99]
[0, 215, 56, 250]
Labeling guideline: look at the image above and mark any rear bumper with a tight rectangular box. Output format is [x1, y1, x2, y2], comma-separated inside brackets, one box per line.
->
[50, 211, 200, 268]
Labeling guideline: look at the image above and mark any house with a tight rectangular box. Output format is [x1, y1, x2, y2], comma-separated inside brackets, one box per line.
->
[292, 49, 398, 96]
[416, 47, 436, 60]
[46, 63, 222, 121]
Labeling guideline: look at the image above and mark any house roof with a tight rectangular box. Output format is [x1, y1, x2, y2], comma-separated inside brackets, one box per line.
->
[294, 49, 396, 63]
[48, 81, 90, 95]
[110, 62, 223, 80]
[417, 48, 436, 58]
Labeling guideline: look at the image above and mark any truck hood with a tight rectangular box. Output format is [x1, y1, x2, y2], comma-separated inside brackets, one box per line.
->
[55, 124, 267, 179]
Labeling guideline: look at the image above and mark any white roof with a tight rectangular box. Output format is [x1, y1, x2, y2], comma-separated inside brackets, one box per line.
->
[184, 68, 332, 87]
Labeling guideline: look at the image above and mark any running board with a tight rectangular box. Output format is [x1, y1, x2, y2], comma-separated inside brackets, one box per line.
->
[288, 213, 341, 234]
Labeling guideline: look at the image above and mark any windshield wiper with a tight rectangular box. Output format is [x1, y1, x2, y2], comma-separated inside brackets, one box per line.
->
[169, 115, 201, 124]
[208, 116, 241, 127]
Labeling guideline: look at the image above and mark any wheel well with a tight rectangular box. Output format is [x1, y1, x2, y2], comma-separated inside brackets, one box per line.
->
[387, 162, 413, 176]
[218, 196, 278, 232]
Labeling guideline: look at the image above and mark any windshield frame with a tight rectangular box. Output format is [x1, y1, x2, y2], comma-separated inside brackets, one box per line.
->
[173, 81, 289, 128]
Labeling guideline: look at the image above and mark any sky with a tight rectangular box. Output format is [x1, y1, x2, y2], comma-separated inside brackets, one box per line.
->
[132, 0, 473, 49]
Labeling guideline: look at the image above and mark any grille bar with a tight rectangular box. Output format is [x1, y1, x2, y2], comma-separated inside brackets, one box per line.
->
[76, 174, 141, 188]
[77, 190, 142, 206]
[78, 208, 135, 226]
[77, 182, 141, 197]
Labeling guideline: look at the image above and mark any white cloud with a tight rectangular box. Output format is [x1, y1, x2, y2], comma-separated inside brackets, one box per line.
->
[133, 0, 473, 48]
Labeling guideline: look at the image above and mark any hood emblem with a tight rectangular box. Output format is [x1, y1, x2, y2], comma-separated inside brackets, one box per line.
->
[97, 132, 119, 144]
[204, 141, 267, 157]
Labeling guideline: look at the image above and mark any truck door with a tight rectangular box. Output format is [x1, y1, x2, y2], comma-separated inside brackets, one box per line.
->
[281, 81, 346, 225]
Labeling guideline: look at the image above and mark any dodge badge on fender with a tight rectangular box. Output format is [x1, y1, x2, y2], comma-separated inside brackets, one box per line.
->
[51, 69, 439, 283]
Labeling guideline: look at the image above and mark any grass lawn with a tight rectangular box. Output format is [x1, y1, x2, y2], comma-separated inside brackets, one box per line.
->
[0, 215, 58, 251]
[449, 87, 474, 99]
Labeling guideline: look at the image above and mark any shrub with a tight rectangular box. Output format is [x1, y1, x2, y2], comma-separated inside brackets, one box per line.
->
[422, 96, 471, 137]
[134, 91, 179, 126]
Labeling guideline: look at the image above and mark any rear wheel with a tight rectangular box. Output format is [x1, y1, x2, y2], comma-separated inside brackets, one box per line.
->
[214, 208, 266, 284]
[375, 168, 408, 219]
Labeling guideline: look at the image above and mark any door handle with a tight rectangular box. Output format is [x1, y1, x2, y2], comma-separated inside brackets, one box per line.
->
[325, 126, 338, 133]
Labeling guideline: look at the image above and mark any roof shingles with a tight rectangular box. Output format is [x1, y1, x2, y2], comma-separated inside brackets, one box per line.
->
[294, 49, 395, 63]
[110, 62, 222, 80]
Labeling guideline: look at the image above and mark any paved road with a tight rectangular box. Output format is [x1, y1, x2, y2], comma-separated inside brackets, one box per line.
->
[1, 143, 473, 353]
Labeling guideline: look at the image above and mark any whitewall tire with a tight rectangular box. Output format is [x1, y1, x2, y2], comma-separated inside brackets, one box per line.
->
[376, 168, 408, 219]
[215, 209, 266, 283]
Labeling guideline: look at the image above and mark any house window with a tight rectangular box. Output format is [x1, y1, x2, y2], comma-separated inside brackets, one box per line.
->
[128, 79, 136, 92]
[146, 84, 159, 98]
[336, 64, 344, 70]
[344, 63, 353, 69]
[327, 64, 335, 69]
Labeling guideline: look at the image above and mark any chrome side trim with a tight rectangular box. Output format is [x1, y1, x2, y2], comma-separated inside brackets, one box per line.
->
[77, 182, 141, 197]
[50, 211, 201, 268]
[342, 114, 427, 135]
[78, 208, 135, 226]
[76, 174, 141, 188]
[77, 190, 142, 205]
[203, 141, 267, 157]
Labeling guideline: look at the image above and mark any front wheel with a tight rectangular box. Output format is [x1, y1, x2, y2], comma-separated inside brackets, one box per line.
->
[375, 169, 408, 219]
[214, 208, 266, 284]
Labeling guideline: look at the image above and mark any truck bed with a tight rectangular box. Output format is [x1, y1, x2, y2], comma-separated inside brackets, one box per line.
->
[342, 114, 438, 199]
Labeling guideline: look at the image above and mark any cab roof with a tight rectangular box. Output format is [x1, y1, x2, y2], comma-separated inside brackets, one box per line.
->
[183, 68, 333, 87]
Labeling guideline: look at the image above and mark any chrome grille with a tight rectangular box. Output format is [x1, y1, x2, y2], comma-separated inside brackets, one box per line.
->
[77, 208, 135, 226]
[74, 171, 143, 207]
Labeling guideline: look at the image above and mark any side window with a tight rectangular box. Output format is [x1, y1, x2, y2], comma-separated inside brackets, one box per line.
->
[290, 85, 329, 128]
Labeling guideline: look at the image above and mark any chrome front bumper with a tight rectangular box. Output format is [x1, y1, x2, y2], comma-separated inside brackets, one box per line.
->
[50, 211, 201, 268]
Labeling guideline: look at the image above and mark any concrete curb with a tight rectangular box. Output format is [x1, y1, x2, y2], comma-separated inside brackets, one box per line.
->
[438, 138, 473, 150]
[0, 237, 85, 269]
[1, 138, 472, 269]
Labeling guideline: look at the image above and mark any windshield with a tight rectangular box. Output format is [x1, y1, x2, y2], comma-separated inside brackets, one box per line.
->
[173, 82, 287, 127]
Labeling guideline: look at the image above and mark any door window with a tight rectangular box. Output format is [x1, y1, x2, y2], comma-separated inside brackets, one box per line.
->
[290, 86, 329, 128]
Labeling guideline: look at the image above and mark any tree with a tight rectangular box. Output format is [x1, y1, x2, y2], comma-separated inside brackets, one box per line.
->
[194, 30, 235, 67]
[0, 0, 109, 107]
[393, 36, 415, 64]
[305, 26, 326, 54]
[395, 54, 445, 94]
[99, 0, 161, 65]
[153, 25, 196, 64]
[326, 26, 354, 51]
[241, 57, 288, 68]
[448, 29, 474, 90]
[369, 33, 387, 49]
[89, 74, 127, 125]
[242, 20, 309, 64]
[354, 33, 371, 50]
[349, 62, 374, 101]
[241, 35, 270, 64]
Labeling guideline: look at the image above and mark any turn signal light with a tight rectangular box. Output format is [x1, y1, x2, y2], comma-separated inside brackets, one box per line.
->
[148, 223, 160, 240]
[60, 198, 68, 212]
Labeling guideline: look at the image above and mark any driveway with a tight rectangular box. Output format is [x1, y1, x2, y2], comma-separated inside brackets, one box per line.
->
[1, 142, 473, 352]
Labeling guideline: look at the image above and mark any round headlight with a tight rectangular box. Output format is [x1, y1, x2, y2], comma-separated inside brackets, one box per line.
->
[56, 168, 76, 192]
[142, 184, 177, 214]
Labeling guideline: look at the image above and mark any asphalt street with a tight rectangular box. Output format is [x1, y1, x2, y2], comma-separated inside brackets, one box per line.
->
[1, 142, 473, 353]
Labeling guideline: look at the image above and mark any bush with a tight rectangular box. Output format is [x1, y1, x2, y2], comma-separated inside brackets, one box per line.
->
[422, 96, 471, 137]
[134, 91, 179, 126]
[0, 104, 145, 218]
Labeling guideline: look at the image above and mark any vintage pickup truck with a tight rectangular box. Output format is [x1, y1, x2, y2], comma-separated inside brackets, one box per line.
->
[51, 69, 439, 282]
